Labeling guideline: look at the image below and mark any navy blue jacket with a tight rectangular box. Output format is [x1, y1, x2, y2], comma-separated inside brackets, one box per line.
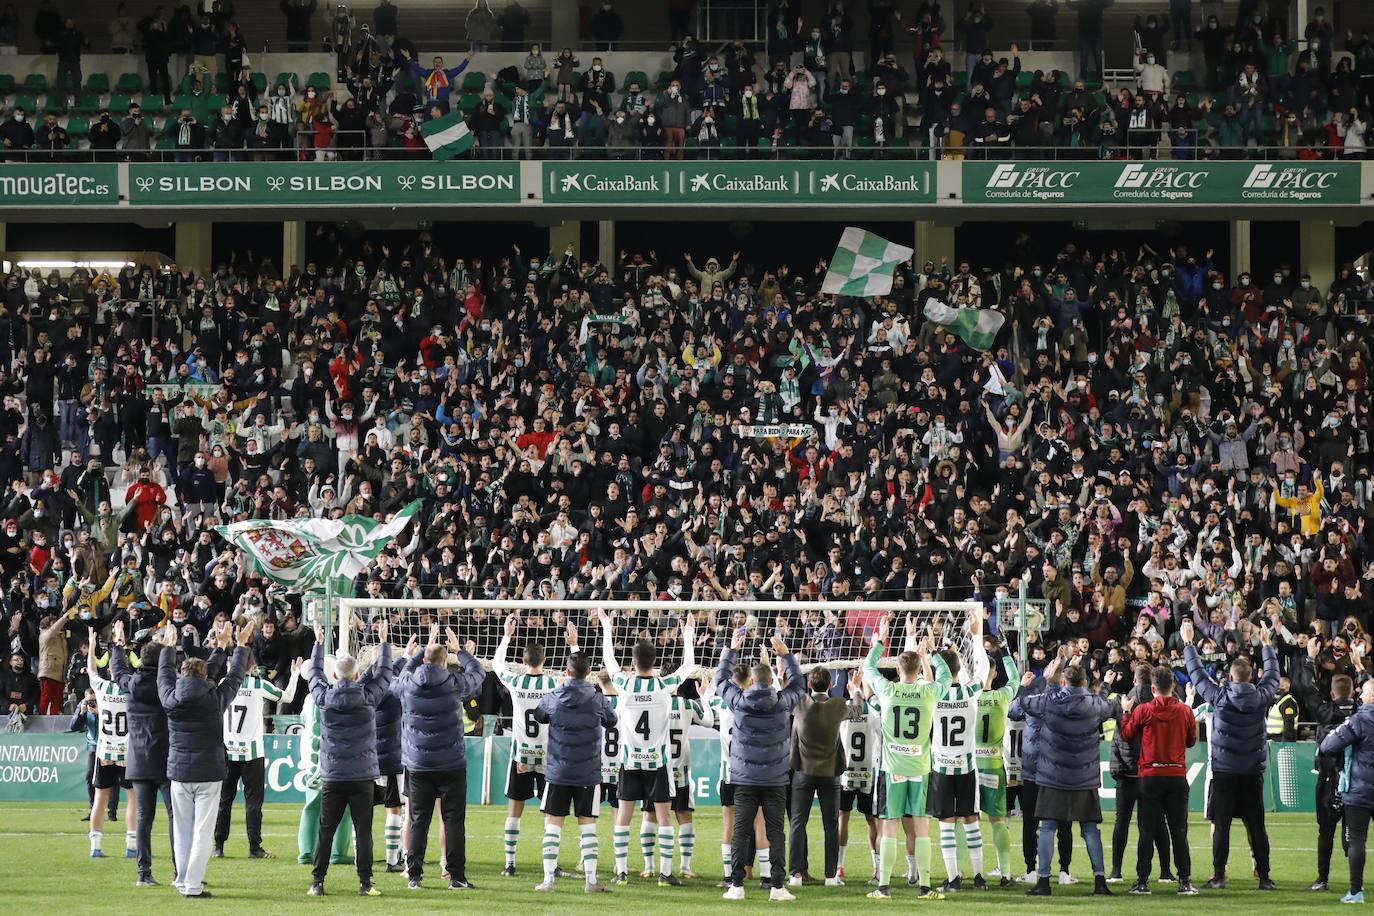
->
[1319, 703, 1374, 810]
[308, 642, 394, 783]
[110, 645, 169, 782]
[1009, 675, 1053, 784]
[1186, 644, 1278, 775]
[713, 647, 805, 787]
[1019, 684, 1122, 791]
[157, 645, 248, 783]
[533, 677, 616, 786]
[374, 656, 406, 777]
[393, 648, 485, 773]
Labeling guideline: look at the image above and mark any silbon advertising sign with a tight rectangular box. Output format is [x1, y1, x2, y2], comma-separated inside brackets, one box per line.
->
[964, 161, 1359, 204]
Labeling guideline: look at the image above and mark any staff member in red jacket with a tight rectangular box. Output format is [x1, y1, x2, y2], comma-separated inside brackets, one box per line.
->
[1119, 665, 1199, 897]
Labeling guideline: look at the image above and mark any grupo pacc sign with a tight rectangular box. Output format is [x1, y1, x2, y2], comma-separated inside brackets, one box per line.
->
[963, 160, 1360, 204]
[543, 161, 935, 204]
[127, 161, 521, 206]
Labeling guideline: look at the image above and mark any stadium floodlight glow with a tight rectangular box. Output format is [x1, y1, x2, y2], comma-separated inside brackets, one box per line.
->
[12, 259, 135, 270]
[336, 597, 987, 671]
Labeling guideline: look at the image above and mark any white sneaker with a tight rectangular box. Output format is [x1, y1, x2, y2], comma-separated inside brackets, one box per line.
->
[987, 868, 1002, 879]
[769, 887, 797, 902]
[1059, 871, 1078, 886]
[787, 874, 803, 887]
[824, 877, 844, 887]
[534, 879, 555, 892]
[722, 885, 746, 900]
[1019, 872, 1038, 884]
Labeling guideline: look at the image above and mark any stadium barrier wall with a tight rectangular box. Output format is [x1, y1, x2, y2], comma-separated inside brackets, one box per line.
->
[0, 160, 1365, 210]
[0, 729, 1318, 813]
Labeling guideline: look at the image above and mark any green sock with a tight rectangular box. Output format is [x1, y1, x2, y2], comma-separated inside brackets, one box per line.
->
[916, 835, 933, 888]
[994, 821, 1012, 877]
[878, 836, 898, 888]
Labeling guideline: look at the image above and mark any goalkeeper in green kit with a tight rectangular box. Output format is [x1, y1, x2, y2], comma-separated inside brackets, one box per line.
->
[974, 633, 1019, 887]
[861, 613, 952, 900]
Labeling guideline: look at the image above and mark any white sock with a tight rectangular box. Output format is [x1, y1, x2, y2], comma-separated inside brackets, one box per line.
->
[871, 848, 880, 873]
[838, 845, 848, 869]
[940, 823, 959, 879]
[504, 816, 520, 867]
[657, 825, 675, 877]
[89, 830, 102, 853]
[721, 842, 732, 877]
[613, 825, 630, 874]
[679, 823, 695, 871]
[639, 820, 656, 871]
[384, 813, 402, 866]
[759, 847, 771, 877]
[580, 824, 598, 885]
[964, 822, 984, 876]
[125, 829, 137, 851]
[906, 853, 917, 880]
[542, 825, 561, 882]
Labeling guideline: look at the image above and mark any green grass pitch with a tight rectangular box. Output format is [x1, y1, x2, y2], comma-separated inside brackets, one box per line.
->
[0, 803, 1338, 912]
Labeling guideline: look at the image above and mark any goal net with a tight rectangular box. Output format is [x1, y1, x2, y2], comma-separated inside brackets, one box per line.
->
[336, 598, 989, 676]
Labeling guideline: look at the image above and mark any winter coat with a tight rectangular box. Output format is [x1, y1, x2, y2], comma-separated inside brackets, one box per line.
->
[392, 649, 484, 772]
[1018, 684, 1122, 791]
[1109, 681, 1153, 778]
[308, 642, 394, 782]
[1008, 675, 1052, 783]
[532, 676, 615, 786]
[1185, 644, 1279, 774]
[110, 645, 170, 781]
[157, 645, 248, 783]
[374, 656, 405, 776]
[36, 613, 71, 680]
[1319, 703, 1374, 810]
[713, 647, 805, 786]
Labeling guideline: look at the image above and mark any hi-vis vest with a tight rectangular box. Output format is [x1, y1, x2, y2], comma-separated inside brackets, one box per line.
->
[1266, 693, 1299, 738]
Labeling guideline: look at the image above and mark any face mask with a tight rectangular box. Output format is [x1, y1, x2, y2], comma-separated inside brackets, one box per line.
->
[1301, 280, 1311, 288]
[1311, 42, 1320, 50]
[646, 115, 655, 124]
[592, 64, 602, 72]
[1147, 57, 1155, 64]
[1274, 275, 1283, 283]
[743, 89, 753, 98]
[1212, 282, 1223, 290]
[876, 88, 886, 96]
[1240, 278, 1250, 286]
[810, 32, 820, 39]
[14, 113, 23, 122]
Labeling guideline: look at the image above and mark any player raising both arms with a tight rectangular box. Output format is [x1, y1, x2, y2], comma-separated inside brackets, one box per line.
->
[84, 626, 136, 859]
[598, 607, 696, 887]
[838, 669, 880, 885]
[862, 613, 952, 900]
[928, 609, 989, 892]
[974, 632, 1019, 886]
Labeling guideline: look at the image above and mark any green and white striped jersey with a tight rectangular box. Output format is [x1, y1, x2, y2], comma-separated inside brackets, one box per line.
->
[708, 695, 733, 783]
[90, 672, 128, 765]
[224, 676, 286, 762]
[931, 638, 991, 776]
[839, 698, 880, 792]
[493, 637, 559, 771]
[299, 695, 322, 789]
[975, 653, 1019, 772]
[600, 694, 621, 785]
[602, 625, 695, 772]
[667, 696, 705, 788]
[1004, 719, 1025, 782]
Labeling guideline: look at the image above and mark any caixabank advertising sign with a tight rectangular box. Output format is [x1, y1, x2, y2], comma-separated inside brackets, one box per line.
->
[543, 161, 935, 204]
[963, 160, 1360, 204]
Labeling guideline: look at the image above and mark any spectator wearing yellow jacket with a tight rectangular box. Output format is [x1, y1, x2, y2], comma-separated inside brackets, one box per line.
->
[1274, 477, 1324, 536]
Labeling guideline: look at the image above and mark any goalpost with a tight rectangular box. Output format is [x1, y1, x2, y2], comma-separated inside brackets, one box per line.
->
[336, 598, 989, 674]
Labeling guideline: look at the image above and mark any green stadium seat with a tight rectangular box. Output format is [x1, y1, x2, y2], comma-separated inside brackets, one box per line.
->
[116, 72, 143, 94]
[456, 92, 479, 113]
[213, 72, 231, 93]
[43, 94, 67, 114]
[139, 93, 166, 112]
[75, 93, 101, 113]
[461, 71, 487, 91]
[250, 71, 267, 93]
[306, 71, 331, 90]
[14, 93, 35, 114]
[208, 93, 228, 110]
[22, 73, 48, 94]
[1015, 71, 1034, 89]
[274, 72, 298, 91]
[155, 137, 172, 150]
[1172, 70, 1197, 91]
[0, 74, 16, 95]
[84, 73, 110, 94]
[624, 70, 648, 90]
[951, 71, 967, 89]
[108, 94, 131, 115]
[66, 115, 89, 136]
[654, 70, 674, 90]
[171, 93, 193, 112]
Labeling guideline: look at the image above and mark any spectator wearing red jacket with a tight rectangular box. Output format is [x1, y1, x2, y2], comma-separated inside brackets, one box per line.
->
[1119, 665, 1199, 895]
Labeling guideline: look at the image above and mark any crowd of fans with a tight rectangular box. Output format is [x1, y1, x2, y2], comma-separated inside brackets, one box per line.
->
[3, 2, 1374, 161]
[0, 224, 1369, 736]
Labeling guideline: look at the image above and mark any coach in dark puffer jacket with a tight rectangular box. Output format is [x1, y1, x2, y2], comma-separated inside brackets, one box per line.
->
[714, 631, 805, 896]
[111, 624, 176, 886]
[307, 628, 395, 896]
[158, 622, 250, 899]
[1008, 652, 1074, 882]
[393, 625, 485, 889]
[1318, 683, 1374, 902]
[1182, 619, 1279, 890]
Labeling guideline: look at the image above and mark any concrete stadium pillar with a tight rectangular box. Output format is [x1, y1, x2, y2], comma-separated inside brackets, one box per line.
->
[914, 220, 955, 268]
[174, 222, 211, 273]
[1229, 219, 1251, 279]
[1300, 219, 1336, 293]
[549, 221, 580, 263]
[282, 220, 307, 276]
[598, 220, 615, 270]
[0, 223, 7, 257]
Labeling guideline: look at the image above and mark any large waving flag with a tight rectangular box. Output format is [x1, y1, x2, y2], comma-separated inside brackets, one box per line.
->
[923, 300, 1006, 350]
[820, 227, 914, 298]
[217, 500, 424, 594]
[421, 110, 475, 160]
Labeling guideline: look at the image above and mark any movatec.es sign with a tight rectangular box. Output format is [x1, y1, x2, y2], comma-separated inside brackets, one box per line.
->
[127, 161, 520, 206]
[963, 161, 1359, 204]
[0, 164, 119, 206]
[543, 161, 935, 203]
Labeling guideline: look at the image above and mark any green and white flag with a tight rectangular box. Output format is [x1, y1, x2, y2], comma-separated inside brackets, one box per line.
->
[820, 227, 914, 298]
[923, 300, 1006, 350]
[421, 111, 475, 160]
[217, 500, 424, 595]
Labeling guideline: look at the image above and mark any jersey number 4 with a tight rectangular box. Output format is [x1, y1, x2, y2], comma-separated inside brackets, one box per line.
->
[633, 710, 651, 742]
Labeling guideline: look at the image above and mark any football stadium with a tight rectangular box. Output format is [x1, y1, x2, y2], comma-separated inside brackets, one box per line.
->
[0, 0, 1373, 912]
